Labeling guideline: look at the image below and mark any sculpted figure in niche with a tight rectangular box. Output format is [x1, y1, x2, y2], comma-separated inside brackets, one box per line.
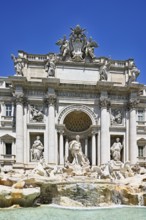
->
[31, 136, 44, 161]
[110, 138, 123, 161]
[68, 135, 89, 166]
[30, 106, 43, 122]
[111, 110, 122, 125]
[11, 54, 24, 76]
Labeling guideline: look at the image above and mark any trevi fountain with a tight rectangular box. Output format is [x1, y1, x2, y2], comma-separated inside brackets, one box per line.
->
[0, 25, 146, 219]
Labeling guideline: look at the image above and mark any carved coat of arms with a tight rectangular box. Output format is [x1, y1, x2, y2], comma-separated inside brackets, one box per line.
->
[56, 25, 98, 62]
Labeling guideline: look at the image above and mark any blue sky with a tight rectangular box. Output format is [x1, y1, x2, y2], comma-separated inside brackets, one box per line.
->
[0, 0, 146, 84]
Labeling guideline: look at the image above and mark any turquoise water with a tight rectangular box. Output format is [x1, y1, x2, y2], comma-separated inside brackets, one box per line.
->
[0, 205, 146, 220]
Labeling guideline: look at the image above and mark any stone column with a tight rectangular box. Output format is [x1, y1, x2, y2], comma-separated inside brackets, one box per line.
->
[44, 102, 49, 163]
[65, 138, 69, 162]
[15, 94, 24, 164]
[59, 130, 64, 165]
[100, 96, 110, 164]
[92, 132, 96, 166]
[129, 98, 139, 164]
[47, 95, 56, 164]
[23, 101, 27, 164]
[96, 134, 99, 165]
[85, 138, 88, 157]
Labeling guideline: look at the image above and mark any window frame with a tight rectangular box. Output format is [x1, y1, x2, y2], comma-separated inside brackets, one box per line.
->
[5, 103, 12, 117]
[137, 109, 144, 122]
[138, 146, 144, 157]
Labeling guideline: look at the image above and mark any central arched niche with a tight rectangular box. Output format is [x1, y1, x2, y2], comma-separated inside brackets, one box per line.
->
[64, 110, 92, 132]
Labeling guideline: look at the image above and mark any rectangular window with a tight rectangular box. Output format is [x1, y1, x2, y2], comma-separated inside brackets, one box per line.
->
[5, 104, 12, 117]
[138, 146, 143, 157]
[5, 143, 12, 155]
[137, 110, 144, 121]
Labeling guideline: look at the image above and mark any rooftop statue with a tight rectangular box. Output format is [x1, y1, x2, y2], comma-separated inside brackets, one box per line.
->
[84, 36, 98, 59]
[45, 55, 56, 77]
[11, 54, 24, 76]
[128, 65, 140, 83]
[56, 25, 98, 62]
[99, 60, 111, 81]
[56, 35, 70, 60]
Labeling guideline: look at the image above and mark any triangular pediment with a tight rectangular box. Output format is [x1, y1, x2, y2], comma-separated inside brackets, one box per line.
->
[0, 133, 16, 140]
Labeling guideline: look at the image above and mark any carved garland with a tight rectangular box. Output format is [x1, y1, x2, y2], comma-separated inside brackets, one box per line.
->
[58, 104, 98, 125]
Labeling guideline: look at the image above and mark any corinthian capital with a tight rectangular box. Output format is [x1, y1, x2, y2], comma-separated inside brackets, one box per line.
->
[45, 94, 56, 106]
[14, 93, 24, 104]
[128, 98, 139, 109]
[99, 97, 110, 108]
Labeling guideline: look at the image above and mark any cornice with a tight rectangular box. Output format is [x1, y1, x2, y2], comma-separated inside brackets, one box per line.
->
[42, 78, 60, 88]
[8, 76, 27, 85]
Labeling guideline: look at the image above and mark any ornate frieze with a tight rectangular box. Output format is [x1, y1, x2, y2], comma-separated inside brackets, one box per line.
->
[110, 95, 128, 101]
[26, 90, 44, 96]
[58, 91, 99, 99]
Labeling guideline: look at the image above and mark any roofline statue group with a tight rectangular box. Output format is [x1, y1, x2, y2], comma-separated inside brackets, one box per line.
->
[56, 25, 98, 62]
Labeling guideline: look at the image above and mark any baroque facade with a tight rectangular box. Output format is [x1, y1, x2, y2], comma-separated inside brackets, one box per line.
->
[0, 25, 146, 169]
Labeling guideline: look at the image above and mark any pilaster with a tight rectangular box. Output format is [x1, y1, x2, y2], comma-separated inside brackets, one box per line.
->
[100, 93, 110, 164]
[46, 92, 56, 164]
[91, 131, 96, 166]
[128, 96, 139, 164]
[59, 130, 64, 165]
[15, 93, 24, 164]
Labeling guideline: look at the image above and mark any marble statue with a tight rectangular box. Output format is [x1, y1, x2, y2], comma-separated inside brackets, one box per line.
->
[68, 135, 89, 166]
[11, 54, 24, 76]
[128, 65, 140, 83]
[45, 57, 56, 77]
[56, 35, 70, 59]
[132, 162, 141, 174]
[84, 37, 98, 59]
[110, 138, 123, 161]
[111, 110, 122, 125]
[99, 61, 110, 81]
[30, 106, 43, 122]
[56, 25, 98, 62]
[31, 136, 44, 161]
